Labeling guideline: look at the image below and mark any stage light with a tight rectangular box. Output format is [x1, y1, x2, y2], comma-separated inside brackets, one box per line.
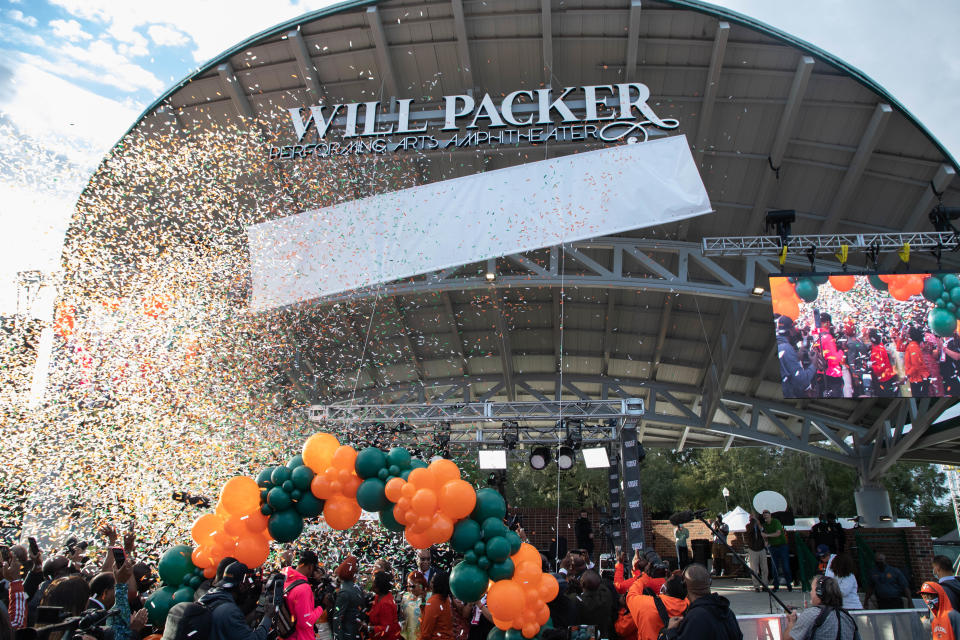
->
[529, 446, 551, 470]
[565, 419, 583, 449]
[879, 514, 893, 522]
[582, 447, 610, 468]
[501, 421, 519, 450]
[751, 286, 765, 297]
[479, 449, 507, 469]
[485, 271, 496, 281]
[557, 446, 575, 470]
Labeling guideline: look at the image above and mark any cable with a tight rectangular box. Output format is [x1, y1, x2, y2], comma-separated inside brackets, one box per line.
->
[555, 244, 565, 569]
[350, 289, 382, 403]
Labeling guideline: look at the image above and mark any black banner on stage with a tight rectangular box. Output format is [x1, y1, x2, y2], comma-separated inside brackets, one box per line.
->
[620, 423, 645, 550]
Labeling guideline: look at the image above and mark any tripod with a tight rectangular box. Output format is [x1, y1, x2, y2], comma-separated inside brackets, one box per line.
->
[698, 516, 792, 613]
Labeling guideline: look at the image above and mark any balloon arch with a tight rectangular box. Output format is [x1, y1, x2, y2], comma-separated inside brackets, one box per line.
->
[145, 432, 559, 640]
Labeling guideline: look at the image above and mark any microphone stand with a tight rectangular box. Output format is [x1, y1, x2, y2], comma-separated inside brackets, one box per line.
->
[697, 516, 793, 613]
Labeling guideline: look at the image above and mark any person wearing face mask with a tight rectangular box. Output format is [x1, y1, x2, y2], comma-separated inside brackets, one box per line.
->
[864, 553, 911, 610]
[784, 575, 858, 640]
[777, 316, 817, 398]
[922, 581, 960, 640]
[933, 556, 960, 611]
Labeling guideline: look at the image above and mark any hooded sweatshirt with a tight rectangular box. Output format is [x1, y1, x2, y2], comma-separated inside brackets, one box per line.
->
[924, 581, 960, 640]
[283, 567, 324, 640]
[663, 593, 742, 640]
[625, 581, 688, 640]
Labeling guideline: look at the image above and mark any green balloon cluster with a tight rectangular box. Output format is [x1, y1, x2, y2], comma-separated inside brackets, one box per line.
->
[923, 274, 960, 337]
[450, 488, 521, 602]
[147, 546, 203, 625]
[868, 275, 888, 292]
[354, 446, 425, 532]
[259, 454, 320, 543]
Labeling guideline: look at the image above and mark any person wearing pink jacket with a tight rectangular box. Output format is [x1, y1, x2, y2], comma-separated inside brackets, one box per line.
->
[283, 550, 325, 640]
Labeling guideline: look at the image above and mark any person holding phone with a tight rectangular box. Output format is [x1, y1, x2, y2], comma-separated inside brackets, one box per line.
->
[199, 561, 275, 640]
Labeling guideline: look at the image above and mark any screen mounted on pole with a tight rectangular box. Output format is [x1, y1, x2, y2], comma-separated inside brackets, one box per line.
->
[770, 272, 960, 399]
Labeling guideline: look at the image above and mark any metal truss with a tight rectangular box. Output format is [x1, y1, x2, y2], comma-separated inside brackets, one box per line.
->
[307, 238, 837, 307]
[702, 232, 960, 258]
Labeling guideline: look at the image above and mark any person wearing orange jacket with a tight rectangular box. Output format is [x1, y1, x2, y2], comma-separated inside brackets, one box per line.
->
[905, 326, 931, 397]
[922, 581, 960, 640]
[625, 572, 688, 640]
[418, 571, 455, 640]
[869, 329, 898, 397]
[614, 594, 637, 640]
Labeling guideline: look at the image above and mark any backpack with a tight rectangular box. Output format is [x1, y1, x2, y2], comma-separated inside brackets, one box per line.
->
[161, 599, 227, 640]
[275, 579, 309, 639]
[803, 606, 861, 640]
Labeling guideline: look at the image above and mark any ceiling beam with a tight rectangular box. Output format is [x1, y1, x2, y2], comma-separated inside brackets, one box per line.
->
[216, 62, 254, 119]
[702, 300, 750, 423]
[541, 0, 553, 86]
[886, 163, 957, 268]
[820, 103, 893, 234]
[747, 56, 815, 231]
[287, 29, 325, 101]
[492, 295, 517, 402]
[366, 6, 400, 99]
[440, 292, 469, 374]
[868, 397, 953, 480]
[602, 293, 616, 376]
[748, 342, 777, 396]
[650, 295, 673, 378]
[694, 21, 730, 166]
[450, 0, 474, 89]
[624, 0, 642, 81]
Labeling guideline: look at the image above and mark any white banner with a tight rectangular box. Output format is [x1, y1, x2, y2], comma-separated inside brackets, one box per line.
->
[248, 135, 711, 310]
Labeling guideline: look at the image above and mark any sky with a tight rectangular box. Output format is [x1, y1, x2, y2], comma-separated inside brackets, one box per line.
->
[0, 0, 958, 317]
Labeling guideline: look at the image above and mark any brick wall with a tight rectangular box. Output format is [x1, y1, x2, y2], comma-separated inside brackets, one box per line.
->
[845, 526, 935, 592]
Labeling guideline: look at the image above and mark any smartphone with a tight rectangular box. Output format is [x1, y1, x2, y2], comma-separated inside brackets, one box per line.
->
[28, 537, 40, 557]
[271, 576, 284, 607]
[111, 547, 126, 568]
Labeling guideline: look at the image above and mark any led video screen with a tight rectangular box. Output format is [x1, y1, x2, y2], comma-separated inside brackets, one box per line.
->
[770, 273, 960, 399]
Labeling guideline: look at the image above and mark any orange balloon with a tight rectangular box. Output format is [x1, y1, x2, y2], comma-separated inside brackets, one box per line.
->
[428, 458, 461, 485]
[343, 475, 362, 498]
[191, 513, 223, 547]
[223, 516, 245, 537]
[220, 476, 260, 516]
[203, 566, 216, 579]
[242, 510, 269, 535]
[829, 275, 855, 292]
[771, 277, 802, 320]
[487, 579, 525, 622]
[401, 483, 417, 499]
[493, 618, 512, 632]
[539, 574, 559, 601]
[324, 496, 361, 530]
[233, 535, 270, 568]
[407, 467, 435, 491]
[514, 561, 540, 584]
[522, 624, 539, 639]
[311, 475, 333, 500]
[144, 635, 163, 640]
[536, 603, 550, 625]
[191, 546, 213, 569]
[512, 543, 541, 567]
[889, 285, 912, 301]
[426, 513, 454, 544]
[331, 445, 358, 470]
[302, 433, 340, 473]
[412, 488, 438, 516]
[878, 274, 895, 283]
[405, 528, 433, 549]
[439, 479, 477, 520]
[385, 477, 406, 503]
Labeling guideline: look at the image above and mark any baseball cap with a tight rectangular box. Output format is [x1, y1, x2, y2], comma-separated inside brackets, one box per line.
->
[219, 561, 249, 589]
[816, 544, 830, 558]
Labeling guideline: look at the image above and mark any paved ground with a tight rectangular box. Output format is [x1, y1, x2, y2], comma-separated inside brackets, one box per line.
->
[711, 577, 815, 615]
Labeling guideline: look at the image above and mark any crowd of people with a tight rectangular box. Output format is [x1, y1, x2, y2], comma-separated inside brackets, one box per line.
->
[777, 310, 960, 399]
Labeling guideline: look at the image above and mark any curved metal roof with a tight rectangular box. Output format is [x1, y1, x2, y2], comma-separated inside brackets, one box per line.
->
[73, 0, 960, 476]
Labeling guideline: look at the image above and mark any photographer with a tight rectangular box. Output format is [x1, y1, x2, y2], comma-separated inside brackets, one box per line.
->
[198, 561, 273, 640]
[777, 316, 817, 398]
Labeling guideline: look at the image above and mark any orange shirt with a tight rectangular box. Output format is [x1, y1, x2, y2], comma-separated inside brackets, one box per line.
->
[418, 594, 454, 640]
[625, 580, 687, 640]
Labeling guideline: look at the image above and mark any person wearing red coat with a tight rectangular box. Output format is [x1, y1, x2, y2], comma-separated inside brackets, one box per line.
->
[904, 326, 931, 397]
[869, 328, 898, 397]
[367, 572, 401, 640]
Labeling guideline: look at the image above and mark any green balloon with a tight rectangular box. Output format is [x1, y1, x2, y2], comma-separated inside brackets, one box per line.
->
[451, 519, 483, 553]
[474, 541, 486, 557]
[291, 465, 314, 491]
[356, 478, 389, 512]
[924, 276, 945, 302]
[267, 486, 292, 511]
[410, 459, 428, 470]
[158, 545, 195, 587]
[794, 277, 818, 303]
[464, 550, 478, 564]
[388, 465, 401, 477]
[189, 575, 203, 588]
[287, 454, 304, 469]
[868, 275, 888, 291]
[488, 629, 507, 640]
[929, 308, 958, 338]
[260, 488, 269, 501]
[146, 586, 177, 626]
[950, 303, 957, 313]
[471, 488, 506, 523]
[506, 629, 523, 640]
[271, 466, 291, 486]
[477, 556, 490, 570]
[261, 504, 274, 516]
[485, 536, 511, 562]
[944, 274, 960, 291]
[505, 530, 522, 555]
[295, 492, 323, 517]
[450, 561, 489, 603]
[401, 470, 411, 480]
[482, 518, 509, 542]
[950, 287, 960, 307]
[488, 558, 515, 581]
[386, 447, 412, 469]
[291, 489, 302, 501]
[282, 480, 294, 493]
[379, 506, 404, 532]
[256, 467, 276, 489]
[938, 299, 946, 308]
[268, 509, 304, 543]
[172, 586, 195, 605]
[809, 275, 829, 285]
[356, 447, 387, 479]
